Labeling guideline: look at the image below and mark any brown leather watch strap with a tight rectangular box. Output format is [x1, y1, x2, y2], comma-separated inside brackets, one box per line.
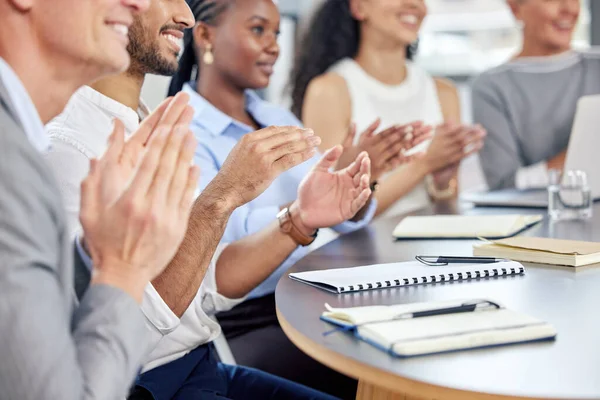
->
[277, 207, 318, 246]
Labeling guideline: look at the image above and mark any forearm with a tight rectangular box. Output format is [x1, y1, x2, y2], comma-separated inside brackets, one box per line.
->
[374, 161, 428, 217]
[216, 221, 299, 299]
[151, 176, 238, 317]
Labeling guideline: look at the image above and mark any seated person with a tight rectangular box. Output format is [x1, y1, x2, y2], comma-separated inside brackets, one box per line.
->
[290, 0, 486, 218]
[167, 0, 421, 397]
[45, 0, 344, 399]
[472, 0, 600, 190]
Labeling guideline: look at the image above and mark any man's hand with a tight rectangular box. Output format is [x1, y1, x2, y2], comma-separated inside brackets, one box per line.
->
[337, 119, 432, 180]
[80, 92, 199, 302]
[214, 126, 321, 209]
[291, 146, 371, 233]
[420, 122, 486, 173]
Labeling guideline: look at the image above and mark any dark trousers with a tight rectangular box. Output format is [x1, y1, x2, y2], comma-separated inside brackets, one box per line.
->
[128, 344, 338, 400]
[217, 294, 358, 400]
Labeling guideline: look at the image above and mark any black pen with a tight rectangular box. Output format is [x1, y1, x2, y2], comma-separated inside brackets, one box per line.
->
[395, 303, 478, 320]
[416, 255, 507, 266]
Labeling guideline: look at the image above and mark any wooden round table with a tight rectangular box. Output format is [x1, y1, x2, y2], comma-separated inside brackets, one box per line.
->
[275, 203, 600, 400]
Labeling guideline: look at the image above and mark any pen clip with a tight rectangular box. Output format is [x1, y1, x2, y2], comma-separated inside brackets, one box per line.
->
[415, 255, 447, 266]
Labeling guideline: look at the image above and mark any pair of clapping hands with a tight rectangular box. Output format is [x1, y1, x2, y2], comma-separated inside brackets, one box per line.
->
[80, 93, 373, 302]
[336, 118, 486, 185]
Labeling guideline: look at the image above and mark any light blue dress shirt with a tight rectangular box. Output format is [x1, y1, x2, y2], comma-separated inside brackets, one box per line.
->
[183, 82, 376, 299]
[0, 57, 49, 152]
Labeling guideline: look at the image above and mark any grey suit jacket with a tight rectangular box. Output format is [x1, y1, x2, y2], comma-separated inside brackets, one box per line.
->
[0, 79, 148, 399]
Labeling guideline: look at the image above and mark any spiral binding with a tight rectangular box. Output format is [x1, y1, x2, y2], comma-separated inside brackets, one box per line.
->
[338, 266, 524, 293]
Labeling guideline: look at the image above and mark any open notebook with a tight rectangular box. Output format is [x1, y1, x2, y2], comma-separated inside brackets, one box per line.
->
[289, 260, 524, 294]
[321, 299, 557, 357]
[392, 214, 543, 239]
[474, 237, 600, 267]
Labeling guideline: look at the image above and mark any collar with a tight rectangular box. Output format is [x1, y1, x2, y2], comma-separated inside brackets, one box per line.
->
[183, 81, 264, 137]
[77, 86, 149, 134]
[0, 57, 49, 152]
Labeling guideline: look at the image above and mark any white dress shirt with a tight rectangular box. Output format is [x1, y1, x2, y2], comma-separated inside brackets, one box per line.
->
[44, 86, 245, 372]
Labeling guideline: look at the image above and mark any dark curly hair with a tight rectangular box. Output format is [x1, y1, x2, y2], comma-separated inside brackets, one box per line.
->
[167, 0, 233, 96]
[289, 0, 417, 120]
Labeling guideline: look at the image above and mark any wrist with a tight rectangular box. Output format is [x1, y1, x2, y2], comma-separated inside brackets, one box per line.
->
[92, 260, 149, 304]
[205, 175, 244, 213]
[289, 201, 317, 237]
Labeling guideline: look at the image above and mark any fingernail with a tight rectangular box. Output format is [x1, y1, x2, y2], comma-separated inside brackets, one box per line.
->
[309, 136, 321, 146]
[404, 126, 414, 134]
[405, 132, 413, 141]
[186, 135, 196, 148]
[303, 129, 314, 138]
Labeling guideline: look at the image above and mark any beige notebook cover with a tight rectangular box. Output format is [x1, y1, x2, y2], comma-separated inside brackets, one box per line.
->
[393, 214, 543, 239]
[473, 237, 600, 267]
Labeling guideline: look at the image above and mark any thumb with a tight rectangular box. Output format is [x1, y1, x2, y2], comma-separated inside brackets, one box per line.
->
[314, 145, 343, 171]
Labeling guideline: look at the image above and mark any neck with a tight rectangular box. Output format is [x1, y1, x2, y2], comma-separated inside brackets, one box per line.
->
[518, 37, 571, 58]
[354, 27, 408, 85]
[196, 69, 247, 121]
[90, 69, 145, 112]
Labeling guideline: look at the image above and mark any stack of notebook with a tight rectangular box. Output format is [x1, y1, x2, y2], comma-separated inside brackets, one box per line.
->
[473, 237, 600, 267]
[321, 299, 557, 357]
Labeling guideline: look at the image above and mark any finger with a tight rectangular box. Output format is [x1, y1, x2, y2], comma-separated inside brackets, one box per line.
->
[249, 125, 307, 142]
[351, 187, 372, 215]
[156, 92, 191, 127]
[124, 126, 171, 197]
[408, 125, 433, 144]
[313, 145, 343, 171]
[168, 131, 198, 206]
[274, 147, 318, 173]
[359, 118, 381, 141]
[259, 127, 314, 153]
[346, 151, 369, 178]
[270, 133, 321, 161]
[179, 165, 201, 215]
[128, 96, 173, 148]
[342, 123, 357, 148]
[382, 139, 408, 162]
[101, 119, 126, 164]
[148, 126, 192, 204]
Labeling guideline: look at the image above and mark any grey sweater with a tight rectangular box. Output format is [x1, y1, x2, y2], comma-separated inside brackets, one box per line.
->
[472, 50, 600, 190]
[0, 79, 148, 398]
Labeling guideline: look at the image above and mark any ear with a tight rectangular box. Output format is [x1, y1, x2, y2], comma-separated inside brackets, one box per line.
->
[7, 0, 34, 12]
[193, 22, 214, 51]
[349, 0, 366, 21]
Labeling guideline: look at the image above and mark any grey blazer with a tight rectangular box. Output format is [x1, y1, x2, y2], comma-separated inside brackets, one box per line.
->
[0, 79, 148, 399]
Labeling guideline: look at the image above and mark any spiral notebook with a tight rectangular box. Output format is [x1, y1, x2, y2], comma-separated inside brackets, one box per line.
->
[321, 299, 556, 357]
[289, 260, 525, 294]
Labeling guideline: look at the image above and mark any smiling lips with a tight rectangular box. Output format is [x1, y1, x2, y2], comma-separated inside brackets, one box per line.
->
[161, 31, 183, 53]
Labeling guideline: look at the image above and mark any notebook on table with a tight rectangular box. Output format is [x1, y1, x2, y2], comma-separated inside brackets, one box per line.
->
[321, 299, 557, 357]
[392, 214, 543, 240]
[473, 237, 600, 267]
[289, 260, 525, 294]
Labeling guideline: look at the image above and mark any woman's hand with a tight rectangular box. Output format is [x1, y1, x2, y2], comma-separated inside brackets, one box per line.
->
[337, 119, 433, 181]
[421, 122, 486, 174]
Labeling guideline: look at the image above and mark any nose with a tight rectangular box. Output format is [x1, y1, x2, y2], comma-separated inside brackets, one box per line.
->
[122, 0, 150, 14]
[174, 0, 196, 29]
[561, 0, 580, 16]
[265, 36, 280, 58]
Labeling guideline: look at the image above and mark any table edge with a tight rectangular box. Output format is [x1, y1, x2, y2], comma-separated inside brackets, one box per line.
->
[276, 305, 553, 400]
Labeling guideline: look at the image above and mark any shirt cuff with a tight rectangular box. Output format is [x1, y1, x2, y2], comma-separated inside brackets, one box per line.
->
[515, 162, 549, 190]
[332, 197, 377, 235]
[75, 235, 93, 271]
[199, 243, 248, 315]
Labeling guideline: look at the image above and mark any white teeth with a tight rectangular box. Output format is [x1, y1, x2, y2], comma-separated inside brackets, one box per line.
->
[111, 24, 128, 36]
[400, 15, 418, 25]
[162, 33, 182, 48]
[557, 21, 573, 29]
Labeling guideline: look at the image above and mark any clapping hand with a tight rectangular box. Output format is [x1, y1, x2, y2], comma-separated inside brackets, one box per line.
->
[80, 92, 199, 301]
[337, 119, 433, 180]
[422, 122, 486, 173]
[291, 146, 372, 233]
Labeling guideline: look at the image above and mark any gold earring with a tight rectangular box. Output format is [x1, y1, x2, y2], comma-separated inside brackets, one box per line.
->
[203, 44, 214, 65]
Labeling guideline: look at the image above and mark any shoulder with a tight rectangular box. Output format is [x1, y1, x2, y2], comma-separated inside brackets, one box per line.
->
[303, 73, 351, 114]
[577, 48, 600, 65]
[471, 65, 512, 100]
[433, 77, 458, 100]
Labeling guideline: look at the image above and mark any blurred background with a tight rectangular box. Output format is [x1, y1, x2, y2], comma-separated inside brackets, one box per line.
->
[141, 0, 595, 191]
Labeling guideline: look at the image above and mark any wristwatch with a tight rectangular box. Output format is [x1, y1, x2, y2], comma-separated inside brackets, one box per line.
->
[277, 207, 318, 246]
[370, 180, 379, 193]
